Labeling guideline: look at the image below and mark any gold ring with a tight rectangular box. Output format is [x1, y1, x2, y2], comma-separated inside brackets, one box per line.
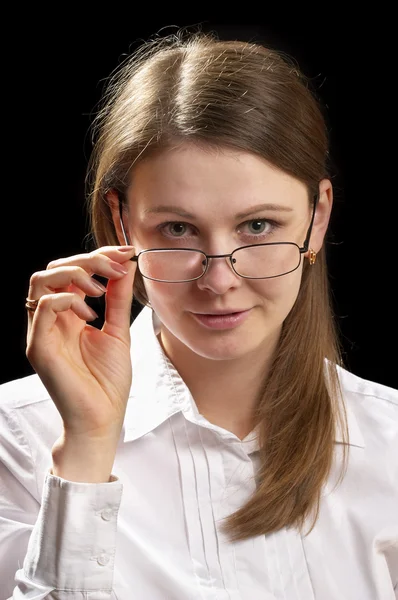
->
[25, 297, 39, 312]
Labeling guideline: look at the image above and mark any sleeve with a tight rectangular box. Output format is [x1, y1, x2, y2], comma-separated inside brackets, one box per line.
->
[0, 405, 123, 599]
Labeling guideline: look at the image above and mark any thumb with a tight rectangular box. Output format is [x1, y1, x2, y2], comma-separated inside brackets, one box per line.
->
[102, 255, 137, 342]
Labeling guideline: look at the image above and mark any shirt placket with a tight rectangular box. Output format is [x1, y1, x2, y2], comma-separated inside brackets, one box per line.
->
[206, 431, 315, 600]
[170, 412, 227, 599]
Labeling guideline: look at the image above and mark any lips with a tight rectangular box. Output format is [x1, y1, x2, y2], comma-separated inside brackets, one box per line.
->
[191, 309, 251, 330]
[193, 310, 247, 316]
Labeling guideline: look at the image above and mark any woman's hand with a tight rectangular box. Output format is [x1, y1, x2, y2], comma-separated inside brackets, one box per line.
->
[26, 246, 137, 450]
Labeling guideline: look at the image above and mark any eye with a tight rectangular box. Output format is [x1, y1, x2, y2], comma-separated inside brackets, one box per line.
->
[247, 220, 268, 234]
[158, 222, 195, 237]
[238, 219, 276, 237]
[168, 223, 186, 236]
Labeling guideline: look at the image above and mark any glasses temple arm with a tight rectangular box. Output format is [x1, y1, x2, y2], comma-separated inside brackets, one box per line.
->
[302, 193, 319, 252]
[118, 196, 131, 245]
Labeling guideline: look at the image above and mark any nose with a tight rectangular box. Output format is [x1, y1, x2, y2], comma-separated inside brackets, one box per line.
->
[196, 254, 240, 294]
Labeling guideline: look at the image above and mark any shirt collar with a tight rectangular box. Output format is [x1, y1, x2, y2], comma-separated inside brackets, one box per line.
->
[123, 306, 365, 451]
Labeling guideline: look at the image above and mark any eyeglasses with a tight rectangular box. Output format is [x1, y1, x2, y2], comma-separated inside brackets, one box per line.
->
[119, 194, 318, 283]
[130, 243, 308, 282]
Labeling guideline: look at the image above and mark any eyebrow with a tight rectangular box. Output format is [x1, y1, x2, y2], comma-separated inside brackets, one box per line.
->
[143, 203, 294, 220]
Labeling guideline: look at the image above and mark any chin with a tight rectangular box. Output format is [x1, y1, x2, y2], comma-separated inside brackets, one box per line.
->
[184, 327, 263, 361]
[187, 344, 249, 362]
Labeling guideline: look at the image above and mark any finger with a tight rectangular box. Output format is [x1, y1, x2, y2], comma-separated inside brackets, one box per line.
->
[28, 266, 108, 304]
[28, 245, 136, 302]
[26, 292, 98, 353]
[102, 253, 137, 342]
[47, 246, 136, 275]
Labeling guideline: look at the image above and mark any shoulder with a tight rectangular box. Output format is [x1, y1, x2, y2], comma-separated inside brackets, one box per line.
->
[0, 374, 63, 488]
[0, 372, 62, 435]
[0, 372, 60, 430]
[337, 365, 398, 416]
[0, 372, 51, 410]
[337, 365, 398, 407]
[336, 364, 398, 451]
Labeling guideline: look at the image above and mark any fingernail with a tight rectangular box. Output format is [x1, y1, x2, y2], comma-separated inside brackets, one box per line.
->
[87, 307, 99, 321]
[91, 280, 107, 293]
[118, 246, 135, 252]
[111, 262, 129, 274]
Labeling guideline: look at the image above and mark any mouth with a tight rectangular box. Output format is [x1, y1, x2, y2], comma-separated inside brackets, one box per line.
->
[190, 309, 251, 330]
[193, 309, 249, 316]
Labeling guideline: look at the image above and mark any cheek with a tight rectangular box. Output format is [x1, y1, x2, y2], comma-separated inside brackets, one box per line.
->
[144, 280, 189, 310]
[253, 269, 303, 309]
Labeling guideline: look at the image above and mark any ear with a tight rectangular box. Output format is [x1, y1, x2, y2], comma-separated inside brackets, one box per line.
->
[305, 178, 333, 256]
[107, 190, 131, 246]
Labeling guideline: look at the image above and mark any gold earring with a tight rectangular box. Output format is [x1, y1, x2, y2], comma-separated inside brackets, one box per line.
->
[309, 248, 317, 265]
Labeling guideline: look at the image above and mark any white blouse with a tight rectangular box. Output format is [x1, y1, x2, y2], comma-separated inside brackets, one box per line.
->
[0, 306, 397, 600]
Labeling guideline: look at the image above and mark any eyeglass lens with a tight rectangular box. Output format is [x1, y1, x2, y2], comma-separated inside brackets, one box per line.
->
[138, 245, 301, 282]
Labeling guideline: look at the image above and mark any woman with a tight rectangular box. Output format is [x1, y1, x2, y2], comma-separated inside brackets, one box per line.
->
[0, 31, 397, 599]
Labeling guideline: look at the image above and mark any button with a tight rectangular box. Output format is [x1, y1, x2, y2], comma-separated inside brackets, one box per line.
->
[97, 553, 110, 566]
[101, 508, 112, 521]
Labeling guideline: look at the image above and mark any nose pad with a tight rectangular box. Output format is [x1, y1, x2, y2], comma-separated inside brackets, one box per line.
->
[197, 254, 239, 291]
[204, 255, 236, 276]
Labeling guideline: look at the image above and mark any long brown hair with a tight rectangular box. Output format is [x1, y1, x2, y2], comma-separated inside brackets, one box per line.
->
[86, 30, 349, 542]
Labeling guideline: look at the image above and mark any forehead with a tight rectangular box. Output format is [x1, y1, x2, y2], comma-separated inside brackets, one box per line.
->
[127, 143, 308, 215]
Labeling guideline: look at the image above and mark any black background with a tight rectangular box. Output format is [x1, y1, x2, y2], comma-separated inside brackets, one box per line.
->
[2, 11, 396, 388]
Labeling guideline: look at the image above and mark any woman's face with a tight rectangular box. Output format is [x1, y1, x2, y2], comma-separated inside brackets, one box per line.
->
[118, 143, 332, 363]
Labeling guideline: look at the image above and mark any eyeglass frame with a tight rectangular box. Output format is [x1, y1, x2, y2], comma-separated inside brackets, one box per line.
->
[118, 193, 319, 282]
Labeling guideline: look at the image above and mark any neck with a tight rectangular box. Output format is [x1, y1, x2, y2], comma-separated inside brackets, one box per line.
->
[158, 328, 279, 440]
